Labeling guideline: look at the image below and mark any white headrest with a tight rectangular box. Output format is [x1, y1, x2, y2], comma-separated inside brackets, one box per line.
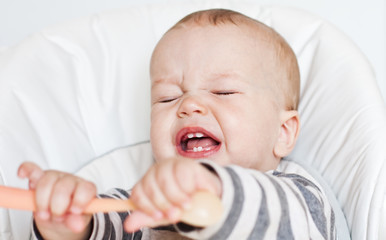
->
[0, 1, 385, 239]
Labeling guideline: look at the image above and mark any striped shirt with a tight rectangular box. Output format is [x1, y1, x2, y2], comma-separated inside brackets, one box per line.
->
[88, 160, 336, 240]
[31, 160, 336, 239]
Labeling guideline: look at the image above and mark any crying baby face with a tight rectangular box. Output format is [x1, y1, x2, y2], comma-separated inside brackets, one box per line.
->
[149, 22, 293, 172]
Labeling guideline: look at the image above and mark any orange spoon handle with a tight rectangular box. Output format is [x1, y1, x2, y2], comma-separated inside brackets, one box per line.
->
[0, 185, 36, 211]
[0, 185, 223, 227]
[0, 185, 135, 213]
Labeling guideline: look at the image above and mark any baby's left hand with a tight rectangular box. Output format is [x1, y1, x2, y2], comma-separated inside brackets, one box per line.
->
[124, 158, 222, 232]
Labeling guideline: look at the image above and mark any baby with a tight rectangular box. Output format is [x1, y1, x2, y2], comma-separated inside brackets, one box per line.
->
[18, 9, 336, 239]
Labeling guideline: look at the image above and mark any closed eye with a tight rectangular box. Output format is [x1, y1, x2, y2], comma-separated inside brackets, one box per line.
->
[158, 97, 178, 103]
[212, 91, 239, 96]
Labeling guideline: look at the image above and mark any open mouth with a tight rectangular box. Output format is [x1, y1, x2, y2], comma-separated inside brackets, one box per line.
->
[176, 127, 221, 158]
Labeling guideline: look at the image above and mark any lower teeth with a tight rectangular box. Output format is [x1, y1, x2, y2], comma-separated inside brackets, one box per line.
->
[193, 147, 203, 152]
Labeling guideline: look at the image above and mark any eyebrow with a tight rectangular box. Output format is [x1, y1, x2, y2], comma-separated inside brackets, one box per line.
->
[208, 72, 251, 86]
[151, 76, 179, 88]
[151, 71, 242, 88]
[209, 72, 240, 81]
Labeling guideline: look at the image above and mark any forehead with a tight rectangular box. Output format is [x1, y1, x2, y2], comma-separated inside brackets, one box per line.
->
[156, 22, 265, 52]
[150, 22, 280, 92]
[153, 24, 273, 63]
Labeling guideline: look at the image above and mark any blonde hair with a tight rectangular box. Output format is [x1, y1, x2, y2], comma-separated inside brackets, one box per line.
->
[169, 9, 300, 110]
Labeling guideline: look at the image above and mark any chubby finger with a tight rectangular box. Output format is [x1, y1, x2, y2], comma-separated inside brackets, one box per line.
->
[174, 160, 196, 195]
[34, 171, 64, 220]
[17, 162, 44, 189]
[131, 182, 163, 220]
[69, 180, 97, 214]
[143, 167, 173, 212]
[50, 175, 78, 216]
[156, 161, 191, 211]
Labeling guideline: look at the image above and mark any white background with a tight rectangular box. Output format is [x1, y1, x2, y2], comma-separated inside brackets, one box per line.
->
[0, 0, 385, 102]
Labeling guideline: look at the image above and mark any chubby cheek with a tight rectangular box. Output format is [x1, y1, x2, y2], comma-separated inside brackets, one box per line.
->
[150, 110, 176, 162]
[228, 128, 276, 169]
[221, 109, 279, 169]
[226, 128, 265, 168]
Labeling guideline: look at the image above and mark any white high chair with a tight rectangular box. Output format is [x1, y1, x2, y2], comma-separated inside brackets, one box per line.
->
[0, 1, 385, 239]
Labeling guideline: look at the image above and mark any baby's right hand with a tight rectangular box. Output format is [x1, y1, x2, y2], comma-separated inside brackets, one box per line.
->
[18, 162, 96, 240]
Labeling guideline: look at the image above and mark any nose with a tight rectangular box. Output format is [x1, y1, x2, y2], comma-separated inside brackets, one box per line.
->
[177, 95, 208, 118]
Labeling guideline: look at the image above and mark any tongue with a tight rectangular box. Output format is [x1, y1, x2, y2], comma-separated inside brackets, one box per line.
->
[186, 137, 218, 150]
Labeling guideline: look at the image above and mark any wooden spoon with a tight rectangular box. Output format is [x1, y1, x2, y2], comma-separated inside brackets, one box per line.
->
[0, 185, 223, 227]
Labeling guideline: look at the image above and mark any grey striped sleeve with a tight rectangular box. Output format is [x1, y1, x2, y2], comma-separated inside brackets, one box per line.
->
[177, 161, 336, 240]
[247, 180, 269, 240]
[273, 172, 334, 239]
[208, 167, 244, 239]
[88, 162, 336, 240]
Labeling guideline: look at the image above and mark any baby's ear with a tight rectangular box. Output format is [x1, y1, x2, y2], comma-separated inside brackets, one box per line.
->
[273, 110, 300, 158]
